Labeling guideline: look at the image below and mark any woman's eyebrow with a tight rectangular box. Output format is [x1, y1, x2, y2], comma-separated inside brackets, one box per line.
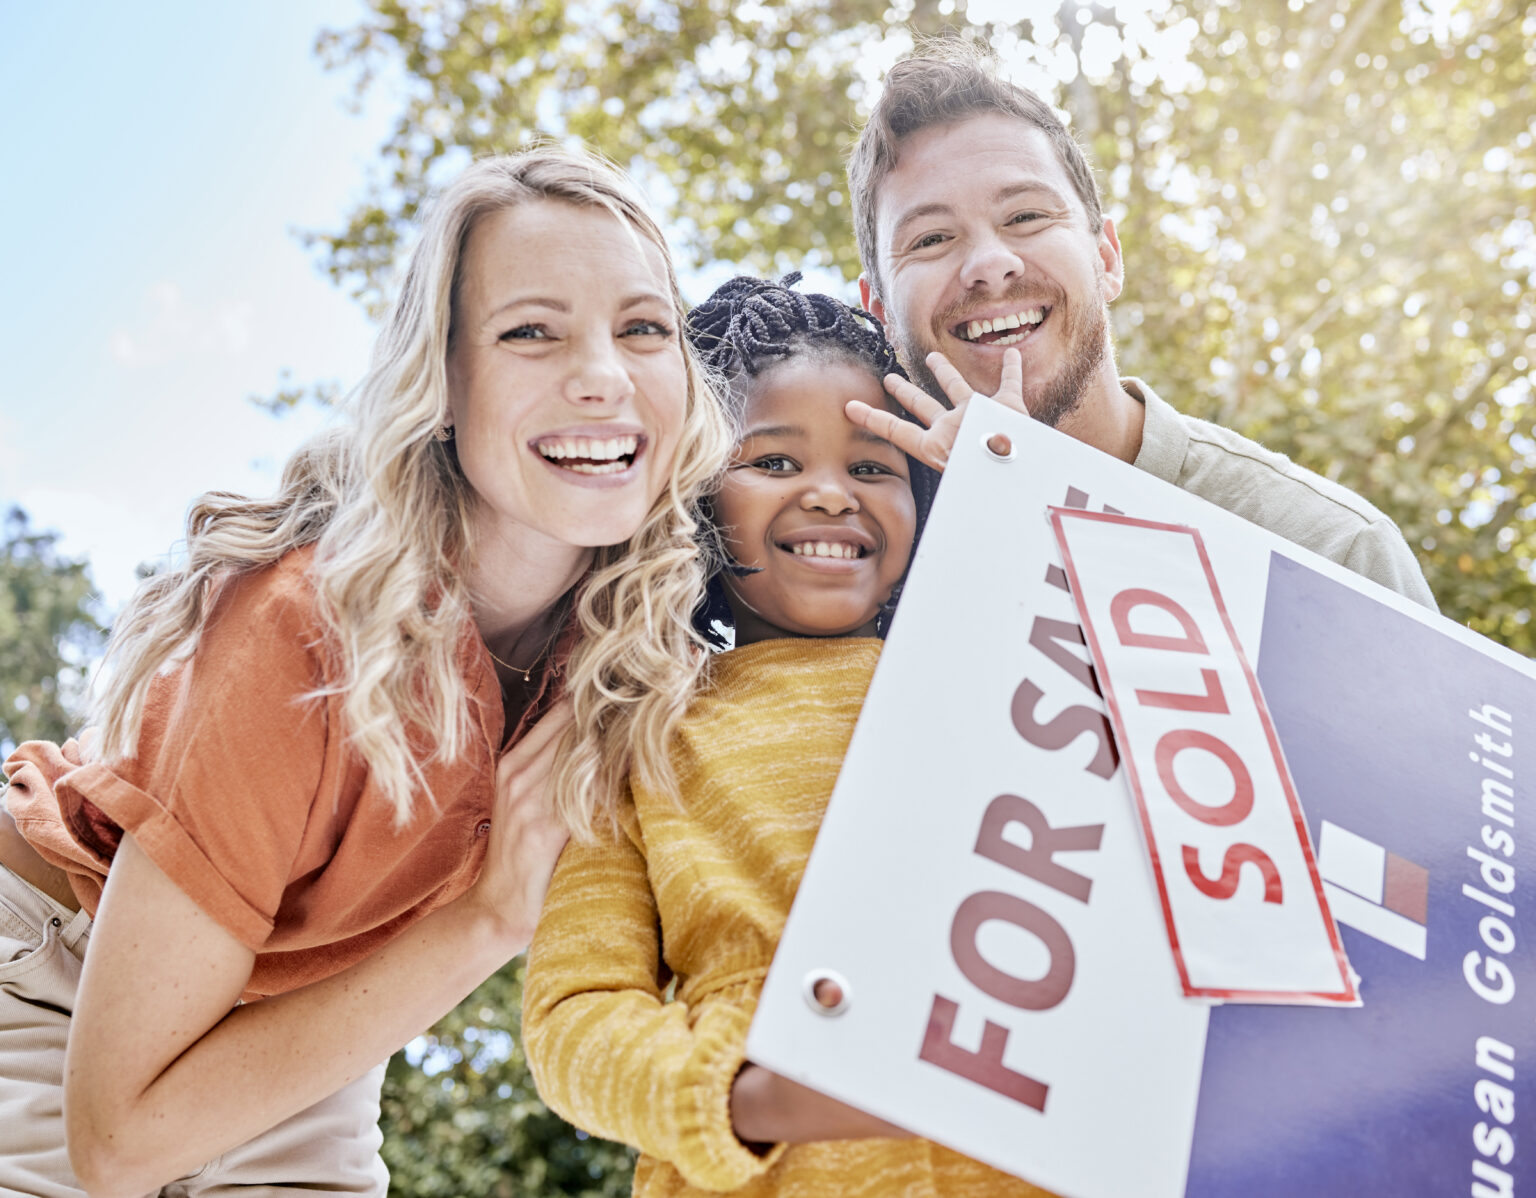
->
[485, 296, 569, 323]
[618, 291, 671, 310]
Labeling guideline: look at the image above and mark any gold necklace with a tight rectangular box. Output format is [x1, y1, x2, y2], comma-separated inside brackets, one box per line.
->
[485, 610, 566, 685]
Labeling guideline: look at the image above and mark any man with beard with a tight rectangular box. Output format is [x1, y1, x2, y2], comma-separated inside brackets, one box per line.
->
[845, 44, 1435, 607]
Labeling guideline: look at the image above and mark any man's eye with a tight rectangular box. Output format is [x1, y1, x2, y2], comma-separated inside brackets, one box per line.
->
[500, 324, 549, 341]
[1007, 211, 1044, 227]
[912, 232, 947, 250]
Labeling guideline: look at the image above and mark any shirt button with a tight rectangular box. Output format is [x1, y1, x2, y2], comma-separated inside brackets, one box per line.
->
[475, 819, 492, 837]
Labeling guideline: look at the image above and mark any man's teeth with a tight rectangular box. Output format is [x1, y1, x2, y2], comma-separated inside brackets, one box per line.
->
[537, 435, 640, 468]
[788, 541, 863, 559]
[961, 308, 1044, 342]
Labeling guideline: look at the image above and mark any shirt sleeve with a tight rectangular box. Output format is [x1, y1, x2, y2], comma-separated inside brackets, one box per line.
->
[521, 809, 786, 1192]
[1343, 519, 1439, 612]
[53, 563, 331, 949]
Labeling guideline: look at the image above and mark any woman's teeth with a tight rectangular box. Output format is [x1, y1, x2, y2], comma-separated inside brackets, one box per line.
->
[537, 435, 639, 474]
[960, 308, 1045, 343]
[787, 541, 863, 559]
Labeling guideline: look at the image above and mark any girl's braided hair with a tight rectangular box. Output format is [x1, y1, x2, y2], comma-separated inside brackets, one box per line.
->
[685, 272, 939, 645]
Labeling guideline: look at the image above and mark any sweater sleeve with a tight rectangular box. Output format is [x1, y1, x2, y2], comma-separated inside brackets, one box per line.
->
[522, 811, 787, 1192]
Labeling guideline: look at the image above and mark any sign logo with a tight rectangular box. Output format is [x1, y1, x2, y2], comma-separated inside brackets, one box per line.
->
[1316, 821, 1429, 959]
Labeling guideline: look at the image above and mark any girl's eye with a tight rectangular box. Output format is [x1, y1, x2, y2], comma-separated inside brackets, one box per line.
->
[851, 461, 896, 477]
[622, 318, 675, 338]
[499, 324, 549, 341]
[752, 454, 798, 473]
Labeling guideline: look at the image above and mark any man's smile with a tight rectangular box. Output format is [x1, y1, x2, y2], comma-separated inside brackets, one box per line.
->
[953, 306, 1047, 346]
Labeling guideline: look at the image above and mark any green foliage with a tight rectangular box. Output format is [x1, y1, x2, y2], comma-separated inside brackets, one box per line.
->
[1082, 0, 1536, 652]
[301, 1, 1535, 1190]
[381, 958, 636, 1197]
[0, 508, 104, 755]
[309, 0, 1535, 658]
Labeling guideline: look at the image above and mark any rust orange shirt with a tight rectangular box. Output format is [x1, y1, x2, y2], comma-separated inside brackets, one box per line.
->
[3, 546, 554, 1000]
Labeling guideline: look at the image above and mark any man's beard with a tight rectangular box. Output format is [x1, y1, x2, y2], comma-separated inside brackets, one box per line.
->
[892, 292, 1110, 430]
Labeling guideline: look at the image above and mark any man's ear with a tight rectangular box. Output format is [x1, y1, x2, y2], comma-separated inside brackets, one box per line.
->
[859, 275, 887, 324]
[1098, 217, 1124, 303]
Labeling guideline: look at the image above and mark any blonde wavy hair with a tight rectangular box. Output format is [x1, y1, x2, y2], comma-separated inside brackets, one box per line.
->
[92, 149, 732, 840]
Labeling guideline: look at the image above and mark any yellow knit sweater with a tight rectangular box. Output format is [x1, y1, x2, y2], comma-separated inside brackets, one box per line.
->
[523, 638, 1055, 1197]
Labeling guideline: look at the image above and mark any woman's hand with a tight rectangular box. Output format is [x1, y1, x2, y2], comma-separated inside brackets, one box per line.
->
[845, 347, 1026, 472]
[461, 698, 574, 950]
[730, 1063, 913, 1145]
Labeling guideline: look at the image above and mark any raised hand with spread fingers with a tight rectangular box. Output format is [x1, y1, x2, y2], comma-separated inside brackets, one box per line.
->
[844, 346, 1027, 471]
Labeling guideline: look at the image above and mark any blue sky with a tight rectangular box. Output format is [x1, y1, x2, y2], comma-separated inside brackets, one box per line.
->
[1, 2, 391, 607]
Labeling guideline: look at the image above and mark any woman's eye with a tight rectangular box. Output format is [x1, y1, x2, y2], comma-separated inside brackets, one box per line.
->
[499, 324, 549, 341]
[622, 318, 675, 338]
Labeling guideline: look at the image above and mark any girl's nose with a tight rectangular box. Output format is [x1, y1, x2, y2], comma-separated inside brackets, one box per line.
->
[800, 477, 859, 515]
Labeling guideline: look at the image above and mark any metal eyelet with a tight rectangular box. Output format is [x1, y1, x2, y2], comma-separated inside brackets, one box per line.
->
[981, 431, 1015, 462]
[802, 969, 851, 1017]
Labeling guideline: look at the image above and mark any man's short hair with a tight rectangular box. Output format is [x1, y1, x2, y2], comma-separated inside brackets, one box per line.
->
[849, 40, 1105, 300]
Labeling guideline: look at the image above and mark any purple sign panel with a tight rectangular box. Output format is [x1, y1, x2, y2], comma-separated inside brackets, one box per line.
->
[1185, 554, 1531, 1197]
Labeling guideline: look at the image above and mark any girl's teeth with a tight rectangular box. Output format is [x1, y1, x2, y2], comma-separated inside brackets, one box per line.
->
[790, 542, 860, 558]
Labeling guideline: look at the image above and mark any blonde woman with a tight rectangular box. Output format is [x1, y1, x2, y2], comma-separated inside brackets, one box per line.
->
[0, 148, 730, 1198]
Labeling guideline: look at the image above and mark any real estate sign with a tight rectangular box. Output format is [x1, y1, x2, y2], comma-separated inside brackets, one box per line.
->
[746, 397, 1533, 1198]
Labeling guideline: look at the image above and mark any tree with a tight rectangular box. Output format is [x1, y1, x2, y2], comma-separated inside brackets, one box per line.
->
[292, 1, 1534, 1190]
[0, 507, 105, 757]
[305, 0, 1534, 653]
[380, 959, 635, 1198]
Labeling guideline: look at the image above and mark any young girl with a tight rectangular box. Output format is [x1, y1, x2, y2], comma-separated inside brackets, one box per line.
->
[0, 149, 730, 1197]
[522, 276, 1051, 1197]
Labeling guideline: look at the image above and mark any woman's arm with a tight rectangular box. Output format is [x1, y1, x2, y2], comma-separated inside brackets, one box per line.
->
[64, 703, 572, 1198]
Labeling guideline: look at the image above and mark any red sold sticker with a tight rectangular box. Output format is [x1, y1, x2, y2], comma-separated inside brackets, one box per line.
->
[1049, 508, 1357, 1004]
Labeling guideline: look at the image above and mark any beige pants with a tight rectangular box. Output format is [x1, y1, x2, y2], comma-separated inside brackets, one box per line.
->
[0, 863, 389, 1197]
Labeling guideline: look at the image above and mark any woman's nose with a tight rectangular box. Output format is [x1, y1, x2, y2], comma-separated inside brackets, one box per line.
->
[563, 336, 634, 406]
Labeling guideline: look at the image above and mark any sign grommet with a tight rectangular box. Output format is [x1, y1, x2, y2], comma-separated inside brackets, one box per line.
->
[802, 969, 851, 1016]
[981, 431, 1015, 462]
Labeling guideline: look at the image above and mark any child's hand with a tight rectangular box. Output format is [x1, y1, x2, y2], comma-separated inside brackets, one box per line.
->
[730, 1064, 914, 1144]
[845, 347, 1025, 472]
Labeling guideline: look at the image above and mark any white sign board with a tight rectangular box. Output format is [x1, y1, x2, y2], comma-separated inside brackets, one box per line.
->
[746, 396, 1536, 1198]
